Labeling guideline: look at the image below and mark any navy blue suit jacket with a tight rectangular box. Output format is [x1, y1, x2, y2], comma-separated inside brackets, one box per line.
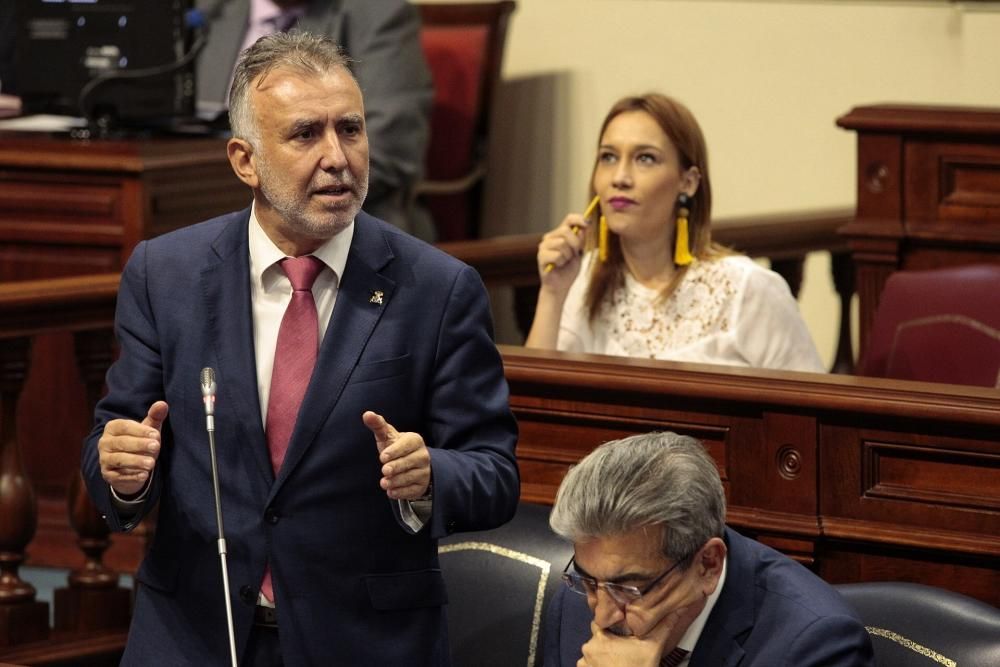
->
[543, 528, 874, 667]
[82, 209, 519, 666]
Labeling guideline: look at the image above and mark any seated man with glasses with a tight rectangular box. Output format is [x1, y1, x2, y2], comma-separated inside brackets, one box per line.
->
[544, 432, 874, 667]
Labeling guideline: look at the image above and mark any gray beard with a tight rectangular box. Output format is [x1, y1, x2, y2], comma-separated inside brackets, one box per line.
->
[256, 155, 368, 240]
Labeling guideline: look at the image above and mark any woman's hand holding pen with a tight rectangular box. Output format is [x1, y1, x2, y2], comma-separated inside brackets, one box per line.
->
[536, 212, 589, 290]
[537, 196, 600, 292]
[526, 196, 600, 349]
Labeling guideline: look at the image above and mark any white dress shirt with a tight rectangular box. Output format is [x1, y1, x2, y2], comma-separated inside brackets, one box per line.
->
[673, 556, 728, 665]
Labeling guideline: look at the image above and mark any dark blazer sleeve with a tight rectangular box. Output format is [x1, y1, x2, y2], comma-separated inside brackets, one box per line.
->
[81, 241, 167, 531]
[420, 264, 519, 539]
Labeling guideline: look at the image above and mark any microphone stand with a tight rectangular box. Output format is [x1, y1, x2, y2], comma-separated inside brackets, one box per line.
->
[202, 368, 238, 667]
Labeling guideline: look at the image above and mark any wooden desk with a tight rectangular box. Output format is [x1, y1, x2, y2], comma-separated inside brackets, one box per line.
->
[0, 131, 247, 570]
[0, 130, 247, 280]
[837, 105, 1000, 356]
[503, 345, 1000, 606]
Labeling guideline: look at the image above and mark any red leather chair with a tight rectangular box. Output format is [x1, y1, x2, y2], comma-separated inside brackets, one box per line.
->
[416, 1, 516, 241]
[858, 265, 1000, 387]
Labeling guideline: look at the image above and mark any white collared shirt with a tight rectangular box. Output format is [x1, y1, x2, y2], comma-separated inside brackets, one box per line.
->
[673, 556, 728, 665]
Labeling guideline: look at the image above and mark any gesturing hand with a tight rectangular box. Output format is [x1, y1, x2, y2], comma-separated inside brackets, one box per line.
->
[363, 411, 432, 501]
[98, 401, 169, 497]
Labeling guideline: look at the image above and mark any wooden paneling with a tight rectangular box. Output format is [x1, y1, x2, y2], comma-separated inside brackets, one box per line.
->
[503, 345, 1000, 607]
[863, 442, 999, 511]
[0, 131, 247, 271]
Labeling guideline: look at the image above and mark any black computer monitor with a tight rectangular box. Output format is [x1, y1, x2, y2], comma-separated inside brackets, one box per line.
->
[15, 0, 196, 129]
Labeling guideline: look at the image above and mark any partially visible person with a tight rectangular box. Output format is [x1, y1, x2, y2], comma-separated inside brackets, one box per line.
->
[197, 0, 434, 237]
[544, 432, 874, 667]
[82, 32, 517, 665]
[526, 93, 823, 372]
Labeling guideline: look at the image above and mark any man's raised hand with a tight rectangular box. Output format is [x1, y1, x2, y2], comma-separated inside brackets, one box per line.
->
[363, 411, 431, 501]
[98, 401, 169, 497]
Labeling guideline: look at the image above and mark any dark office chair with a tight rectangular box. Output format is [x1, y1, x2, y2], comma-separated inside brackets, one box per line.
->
[416, 1, 516, 241]
[439, 502, 572, 667]
[835, 582, 1000, 667]
[858, 264, 1000, 387]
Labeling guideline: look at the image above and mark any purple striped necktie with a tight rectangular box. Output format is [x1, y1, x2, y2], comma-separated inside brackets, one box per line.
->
[662, 647, 689, 667]
[261, 254, 323, 603]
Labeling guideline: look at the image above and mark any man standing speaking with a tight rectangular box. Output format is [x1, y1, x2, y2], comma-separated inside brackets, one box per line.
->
[82, 31, 518, 666]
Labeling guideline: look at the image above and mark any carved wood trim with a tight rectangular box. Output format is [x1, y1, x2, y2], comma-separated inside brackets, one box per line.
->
[501, 346, 1000, 426]
[862, 441, 1000, 512]
[0, 274, 119, 338]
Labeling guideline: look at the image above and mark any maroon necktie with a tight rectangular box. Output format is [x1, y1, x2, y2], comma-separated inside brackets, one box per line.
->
[261, 255, 323, 602]
[662, 647, 689, 667]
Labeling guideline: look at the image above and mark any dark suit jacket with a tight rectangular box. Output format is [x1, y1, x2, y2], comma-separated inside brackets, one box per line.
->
[544, 528, 874, 667]
[196, 0, 433, 234]
[82, 209, 519, 666]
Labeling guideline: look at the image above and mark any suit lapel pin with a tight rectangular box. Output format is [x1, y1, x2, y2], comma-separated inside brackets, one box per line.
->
[369, 290, 384, 305]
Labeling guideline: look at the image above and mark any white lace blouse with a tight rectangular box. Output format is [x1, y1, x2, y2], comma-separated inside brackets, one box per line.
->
[556, 253, 825, 372]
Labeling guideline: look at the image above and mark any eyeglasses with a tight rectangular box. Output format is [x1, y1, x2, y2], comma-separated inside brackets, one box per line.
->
[561, 555, 688, 608]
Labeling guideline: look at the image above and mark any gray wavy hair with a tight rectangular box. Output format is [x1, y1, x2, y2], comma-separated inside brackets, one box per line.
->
[549, 432, 726, 564]
[228, 31, 355, 146]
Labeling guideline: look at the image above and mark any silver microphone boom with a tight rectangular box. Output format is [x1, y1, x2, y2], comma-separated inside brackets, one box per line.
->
[199, 367, 236, 667]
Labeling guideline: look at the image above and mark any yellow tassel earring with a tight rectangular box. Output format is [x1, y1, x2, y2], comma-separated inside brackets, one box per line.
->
[674, 193, 694, 266]
[598, 215, 609, 262]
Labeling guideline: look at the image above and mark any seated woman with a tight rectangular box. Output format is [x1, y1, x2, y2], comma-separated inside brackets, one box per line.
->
[526, 93, 824, 372]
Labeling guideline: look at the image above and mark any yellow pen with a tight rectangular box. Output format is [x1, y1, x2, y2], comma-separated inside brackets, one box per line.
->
[581, 194, 601, 222]
[543, 195, 601, 274]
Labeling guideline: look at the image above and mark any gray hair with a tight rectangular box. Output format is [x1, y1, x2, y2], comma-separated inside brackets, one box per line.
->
[549, 432, 726, 564]
[228, 31, 355, 146]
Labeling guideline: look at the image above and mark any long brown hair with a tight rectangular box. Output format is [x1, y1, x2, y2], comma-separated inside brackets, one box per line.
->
[584, 93, 728, 322]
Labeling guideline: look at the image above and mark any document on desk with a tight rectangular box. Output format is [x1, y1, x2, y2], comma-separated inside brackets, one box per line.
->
[0, 114, 87, 132]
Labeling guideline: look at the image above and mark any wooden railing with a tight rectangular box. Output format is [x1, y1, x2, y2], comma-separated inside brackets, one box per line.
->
[0, 274, 128, 663]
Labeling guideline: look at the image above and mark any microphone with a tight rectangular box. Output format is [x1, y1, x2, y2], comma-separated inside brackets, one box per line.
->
[200, 367, 237, 667]
[201, 366, 217, 430]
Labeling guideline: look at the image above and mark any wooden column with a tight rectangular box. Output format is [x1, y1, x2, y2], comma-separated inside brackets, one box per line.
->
[770, 256, 805, 298]
[0, 335, 49, 647]
[53, 329, 131, 633]
[830, 251, 856, 374]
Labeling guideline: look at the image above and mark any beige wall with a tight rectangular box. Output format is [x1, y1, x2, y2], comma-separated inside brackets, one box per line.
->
[422, 0, 1000, 365]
